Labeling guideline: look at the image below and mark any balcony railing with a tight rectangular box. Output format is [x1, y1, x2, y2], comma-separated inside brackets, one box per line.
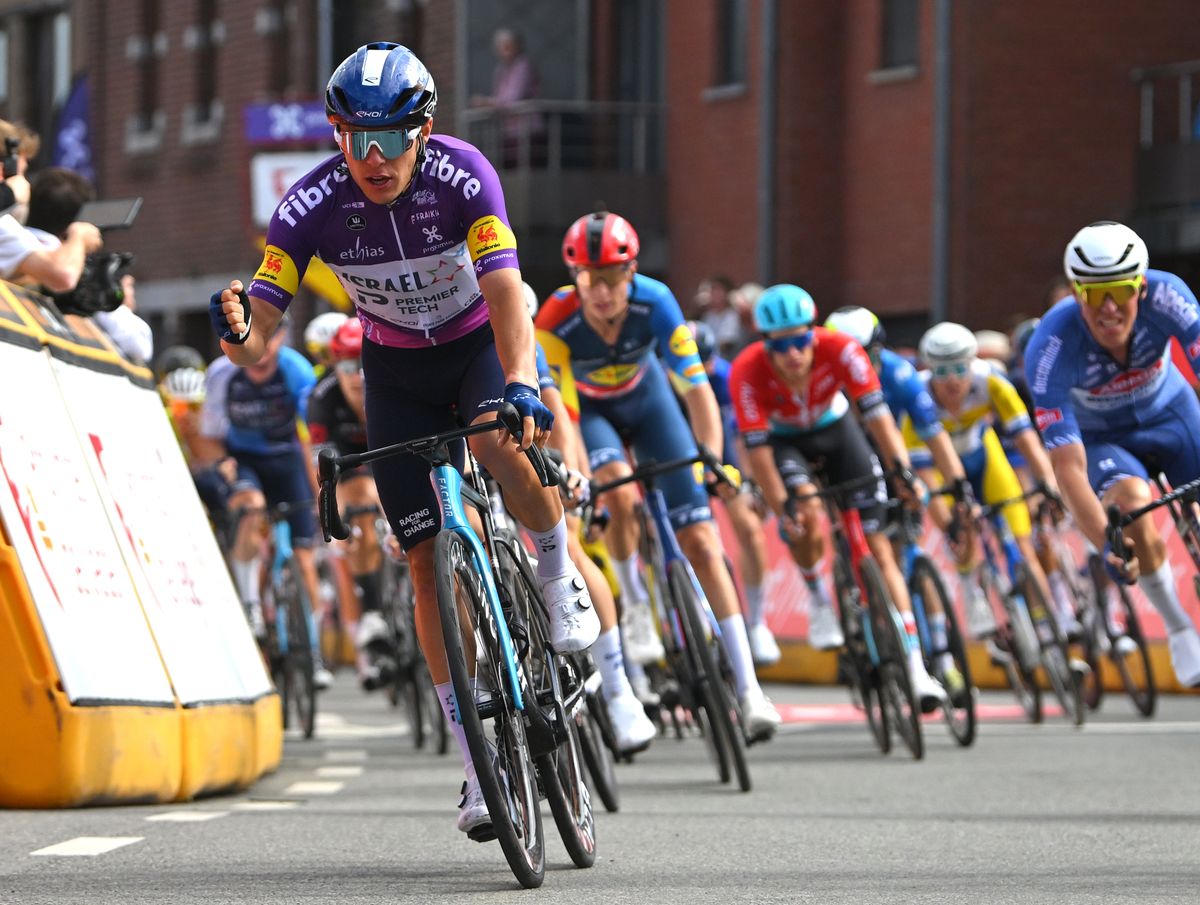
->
[459, 100, 669, 274]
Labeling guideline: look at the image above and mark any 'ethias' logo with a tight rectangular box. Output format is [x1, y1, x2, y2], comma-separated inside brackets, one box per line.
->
[276, 167, 348, 227]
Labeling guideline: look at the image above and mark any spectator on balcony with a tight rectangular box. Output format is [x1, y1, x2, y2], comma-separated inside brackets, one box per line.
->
[471, 27, 545, 168]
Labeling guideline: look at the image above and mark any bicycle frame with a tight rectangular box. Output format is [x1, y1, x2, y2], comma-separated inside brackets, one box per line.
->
[432, 458, 526, 713]
[268, 514, 318, 657]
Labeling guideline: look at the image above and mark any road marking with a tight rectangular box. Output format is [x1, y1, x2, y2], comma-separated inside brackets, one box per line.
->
[316, 766, 363, 778]
[323, 748, 368, 761]
[283, 781, 345, 795]
[31, 837, 143, 857]
[145, 811, 229, 823]
[232, 801, 300, 811]
[775, 702, 1066, 724]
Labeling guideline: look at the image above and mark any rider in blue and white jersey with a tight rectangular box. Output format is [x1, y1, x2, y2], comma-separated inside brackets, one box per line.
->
[1025, 221, 1200, 686]
[208, 43, 599, 837]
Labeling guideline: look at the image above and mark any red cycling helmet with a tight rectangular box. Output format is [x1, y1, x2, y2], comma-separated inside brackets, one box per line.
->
[561, 211, 640, 269]
[330, 317, 364, 360]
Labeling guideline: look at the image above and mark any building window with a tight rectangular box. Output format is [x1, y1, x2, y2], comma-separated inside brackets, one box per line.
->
[714, 0, 747, 87]
[182, 0, 223, 143]
[126, 0, 165, 150]
[881, 0, 919, 70]
[257, 1, 292, 95]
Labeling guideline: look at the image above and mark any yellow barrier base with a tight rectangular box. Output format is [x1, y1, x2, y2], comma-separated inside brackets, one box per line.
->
[178, 696, 282, 801]
[759, 637, 1200, 696]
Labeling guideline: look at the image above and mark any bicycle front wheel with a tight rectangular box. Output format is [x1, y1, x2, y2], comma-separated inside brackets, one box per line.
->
[835, 552, 889, 754]
[910, 555, 976, 747]
[279, 561, 317, 740]
[671, 563, 752, 792]
[1089, 559, 1157, 717]
[578, 688, 620, 812]
[1023, 570, 1084, 727]
[434, 530, 545, 889]
[863, 557, 922, 760]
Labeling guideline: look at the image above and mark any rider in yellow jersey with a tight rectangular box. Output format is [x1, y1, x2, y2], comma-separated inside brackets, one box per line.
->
[902, 323, 1068, 640]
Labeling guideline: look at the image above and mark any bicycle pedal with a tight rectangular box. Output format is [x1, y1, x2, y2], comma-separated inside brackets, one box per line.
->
[466, 823, 497, 844]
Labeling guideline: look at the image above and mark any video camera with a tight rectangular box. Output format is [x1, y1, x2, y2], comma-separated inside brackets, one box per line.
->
[50, 197, 142, 317]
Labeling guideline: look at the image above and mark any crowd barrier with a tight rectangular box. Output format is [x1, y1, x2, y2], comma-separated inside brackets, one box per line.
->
[712, 506, 1200, 693]
[0, 283, 280, 808]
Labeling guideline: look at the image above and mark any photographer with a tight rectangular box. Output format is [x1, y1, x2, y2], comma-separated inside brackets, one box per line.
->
[25, 165, 150, 363]
[0, 121, 102, 291]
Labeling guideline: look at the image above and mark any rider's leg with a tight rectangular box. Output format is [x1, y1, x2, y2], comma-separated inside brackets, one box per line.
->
[228, 486, 267, 632]
[726, 491, 779, 664]
[337, 474, 389, 685]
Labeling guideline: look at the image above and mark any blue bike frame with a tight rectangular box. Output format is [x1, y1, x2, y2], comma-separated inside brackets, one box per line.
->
[643, 486, 723, 649]
[271, 519, 318, 656]
[433, 463, 525, 712]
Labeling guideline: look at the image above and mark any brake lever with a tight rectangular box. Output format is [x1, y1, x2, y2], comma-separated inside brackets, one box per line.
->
[496, 402, 559, 488]
[317, 449, 349, 542]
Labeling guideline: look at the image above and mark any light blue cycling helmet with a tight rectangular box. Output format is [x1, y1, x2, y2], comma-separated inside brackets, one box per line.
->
[325, 42, 438, 129]
[754, 284, 816, 333]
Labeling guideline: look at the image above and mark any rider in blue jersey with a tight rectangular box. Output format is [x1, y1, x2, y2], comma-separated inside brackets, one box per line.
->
[1025, 221, 1200, 686]
[198, 319, 330, 685]
[536, 211, 782, 740]
[681, 321, 781, 667]
[208, 43, 599, 837]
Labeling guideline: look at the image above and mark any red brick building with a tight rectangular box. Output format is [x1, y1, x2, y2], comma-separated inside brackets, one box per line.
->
[1, 0, 1198, 352]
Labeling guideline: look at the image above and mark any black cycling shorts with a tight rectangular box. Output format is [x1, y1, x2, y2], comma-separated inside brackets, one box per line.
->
[769, 415, 888, 535]
[363, 324, 505, 551]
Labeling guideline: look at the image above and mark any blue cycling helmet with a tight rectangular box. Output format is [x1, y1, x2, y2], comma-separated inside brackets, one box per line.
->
[325, 42, 438, 129]
[754, 284, 816, 333]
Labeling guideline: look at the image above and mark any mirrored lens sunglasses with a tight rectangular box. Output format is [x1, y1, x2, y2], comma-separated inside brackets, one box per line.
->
[334, 126, 420, 161]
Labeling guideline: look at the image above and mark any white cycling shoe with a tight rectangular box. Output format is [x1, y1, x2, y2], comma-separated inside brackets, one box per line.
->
[1168, 627, 1200, 687]
[539, 565, 600, 653]
[245, 601, 267, 643]
[356, 610, 390, 649]
[808, 605, 844, 651]
[740, 688, 782, 742]
[457, 776, 492, 837]
[622, 602, 665, 664]
[606, 689, 657, 753]
[911, 667, 948, 714]
[748, 622, 782, 666]
[314, 664, 334, 691]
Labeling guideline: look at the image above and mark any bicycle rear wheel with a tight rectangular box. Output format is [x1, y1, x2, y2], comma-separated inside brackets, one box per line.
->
[834, 552, 889, 754]
[497, 536, 596, 869]
[910, 556, 976, 747]
[863, 557, 922, 760]
[1024, 570, 1084, 727]
[671, 563, 752, 792]
[578, 689, 620, 812]
[986, 566, 1043, 724]
[434, 530, 545, 889]
[279, 561, 317, 740]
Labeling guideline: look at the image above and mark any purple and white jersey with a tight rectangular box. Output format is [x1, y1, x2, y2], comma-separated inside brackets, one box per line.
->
[248, 135, 519, 348]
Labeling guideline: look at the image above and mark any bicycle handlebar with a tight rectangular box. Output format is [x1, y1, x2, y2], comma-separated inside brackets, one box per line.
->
[581, 444, 728, 531]
[318, 402, 559, 543]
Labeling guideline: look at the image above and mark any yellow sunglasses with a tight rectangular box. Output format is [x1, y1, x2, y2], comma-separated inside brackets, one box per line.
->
[1073, 276, 1144, 308]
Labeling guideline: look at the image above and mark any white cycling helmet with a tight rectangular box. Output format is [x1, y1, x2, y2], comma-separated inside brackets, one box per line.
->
[522, 281, 539, 319]
[824, 306, 885, 349]
[919, 322, 977, 366]
[1063, 221, 1148, 284]
[304, 311, 348, 357]
[162, 367, 206, 403]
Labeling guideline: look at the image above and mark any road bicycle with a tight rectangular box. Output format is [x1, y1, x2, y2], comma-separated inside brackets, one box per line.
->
[971, 490, 1084, 726]
[318, 404, 593, 888]
[590, 446, 752, 791]
[790, 472, 924, 760]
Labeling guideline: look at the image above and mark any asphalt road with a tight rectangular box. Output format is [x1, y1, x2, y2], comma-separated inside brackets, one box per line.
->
[1, 678, 1197, 905]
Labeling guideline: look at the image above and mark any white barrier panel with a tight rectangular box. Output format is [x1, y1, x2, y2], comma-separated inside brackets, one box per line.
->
[0, 342, 175, 705]
[51, 359, 273, 704]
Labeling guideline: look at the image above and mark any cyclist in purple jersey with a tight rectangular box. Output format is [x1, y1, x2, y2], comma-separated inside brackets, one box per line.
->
[209, 42, 599, 837]
[1025, 221, 1200, 686]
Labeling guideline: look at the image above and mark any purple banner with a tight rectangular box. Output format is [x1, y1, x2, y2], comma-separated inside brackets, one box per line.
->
[52, 76, 94, 183]
[243, 101, 332, 145]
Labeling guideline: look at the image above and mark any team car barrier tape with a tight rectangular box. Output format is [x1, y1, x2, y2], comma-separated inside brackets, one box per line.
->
[0, 283, 281, 807]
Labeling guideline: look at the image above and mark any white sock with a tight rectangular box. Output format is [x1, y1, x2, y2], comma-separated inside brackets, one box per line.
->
[1048, 571, 1074, 620]
[624, 649, 649, 687]
[719, 615, 759, 699]
[592, 627, 634, 701]
[613, 554, 649, 606]
[436, 681, 475, 781]
[527, 516, 569, 578]
[230, 556, 262, 605]
[1138, 559, 1194, 635]
[745, 583, 766, 626]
